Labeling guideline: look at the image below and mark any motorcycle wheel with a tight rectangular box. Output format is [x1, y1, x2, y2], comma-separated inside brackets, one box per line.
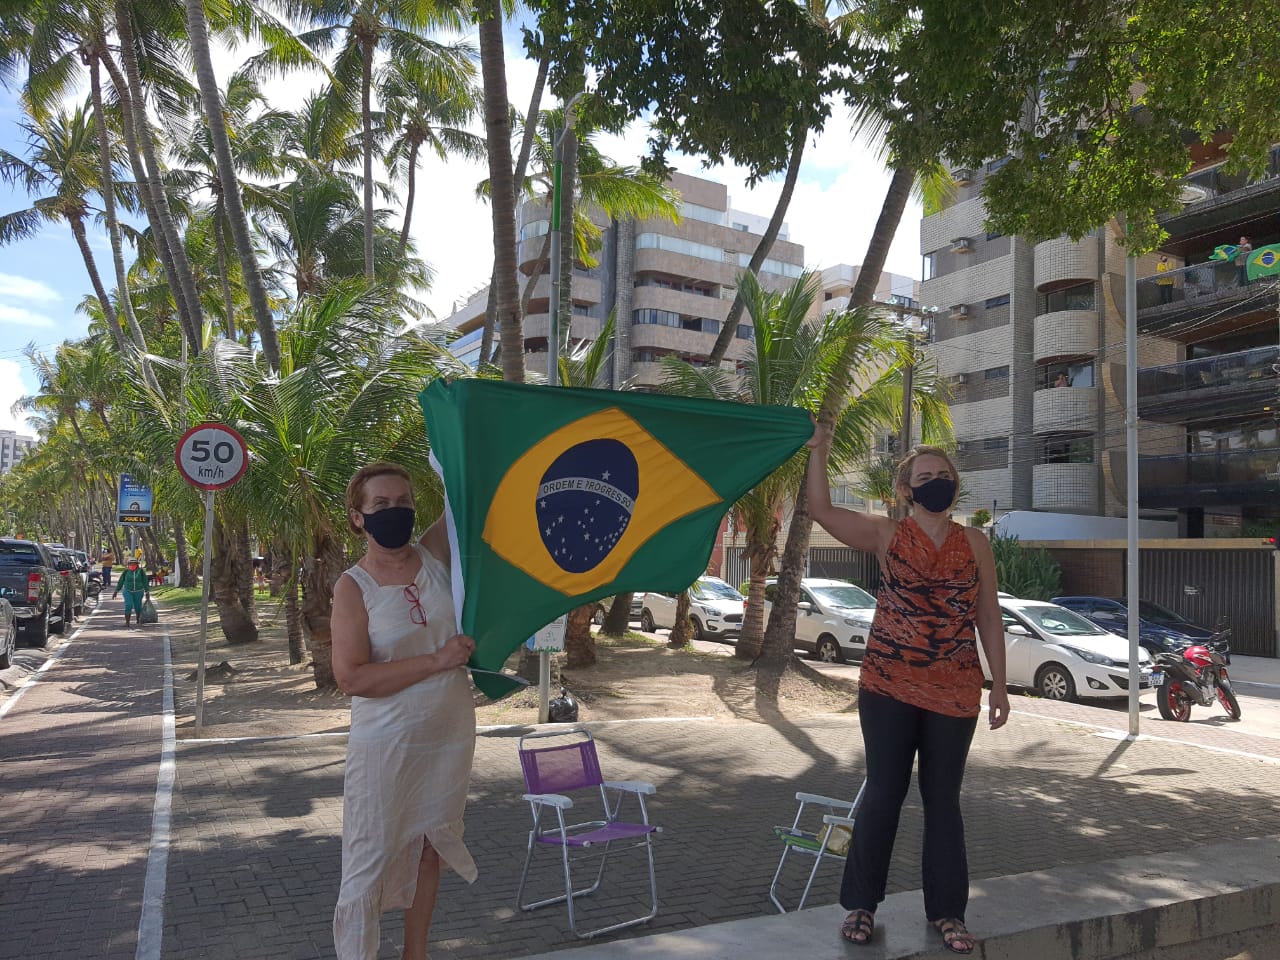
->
[1216, 680, 1242, 721]
[1156, 682, 1192, 722]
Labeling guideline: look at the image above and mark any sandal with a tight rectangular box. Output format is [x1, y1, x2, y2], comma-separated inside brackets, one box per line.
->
[932, 918, 975, 955]
[840, 909, 874, 945]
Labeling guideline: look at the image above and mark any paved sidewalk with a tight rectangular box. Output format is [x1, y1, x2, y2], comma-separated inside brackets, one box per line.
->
[8, 608, 1280, 960]
[0, 601, 168, 960]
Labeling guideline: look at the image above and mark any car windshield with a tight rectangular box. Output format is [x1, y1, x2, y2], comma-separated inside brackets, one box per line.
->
[1009, 604, 1106, 636]
[0, 544, 42, 564]
[1136, 600, 1188, 623]
[811, 584, 876, 609]
[695, 579, 743, 601]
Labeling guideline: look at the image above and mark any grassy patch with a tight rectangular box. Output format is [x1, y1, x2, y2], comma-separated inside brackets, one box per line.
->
[151, 585, 206, 608]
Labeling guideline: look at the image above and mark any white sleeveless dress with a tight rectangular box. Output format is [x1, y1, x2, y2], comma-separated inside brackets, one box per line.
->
[333, 544, 478, 959]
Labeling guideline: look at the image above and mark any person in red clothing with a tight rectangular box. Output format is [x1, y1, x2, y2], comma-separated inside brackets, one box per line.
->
[805, 421, 1008, 955]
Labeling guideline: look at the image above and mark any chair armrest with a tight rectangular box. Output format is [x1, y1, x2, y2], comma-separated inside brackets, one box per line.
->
[602, 780, 656, 795]
[796, 791, 853, 809]
[822, 814, 856, 828]
[523, 793, 573, 810]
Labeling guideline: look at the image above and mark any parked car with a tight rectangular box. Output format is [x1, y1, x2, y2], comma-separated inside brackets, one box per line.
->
[0, 538, 70, 646]
[591, 593, 644, 626]
[46, 546, 84, 620]
[979, 599, 1154, 702]
[1050, 596, 1231, 662]
[640, 577, 745, 641]
[0, 588, 16, 669]
[755, 577, 877, 663]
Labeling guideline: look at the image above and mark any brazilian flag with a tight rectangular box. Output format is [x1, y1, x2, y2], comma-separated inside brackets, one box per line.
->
[1210, 244, 1239, 262]
[1247, 243, 1280, 280]
[420, 378, 812, 698]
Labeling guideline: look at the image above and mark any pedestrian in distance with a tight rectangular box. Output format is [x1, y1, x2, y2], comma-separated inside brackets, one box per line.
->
[330, 462, 478, 960]
[1053, 371, 1070, 388]
[101, 549, 115, 587]
[1236, 236, 1252, 286]
[1156, 254, 1175, 304]
[805, 419, 1009, 955]
[112, 557, 149, 627]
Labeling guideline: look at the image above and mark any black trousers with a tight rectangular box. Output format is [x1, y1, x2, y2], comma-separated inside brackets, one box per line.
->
[840, 687, 978, 921]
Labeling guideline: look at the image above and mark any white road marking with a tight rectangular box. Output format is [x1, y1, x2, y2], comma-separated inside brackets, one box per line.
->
[136, 625, 176, 960]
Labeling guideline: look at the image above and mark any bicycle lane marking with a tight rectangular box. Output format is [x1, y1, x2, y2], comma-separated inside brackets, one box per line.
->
[0, 601, 100, 722]
[136, 623, 176, 960]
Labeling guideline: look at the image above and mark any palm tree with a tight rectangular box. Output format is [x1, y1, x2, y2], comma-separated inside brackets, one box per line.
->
[659, 271, 952, 663]
[0, 104, 132, 354]
[381, 55, 485, 257]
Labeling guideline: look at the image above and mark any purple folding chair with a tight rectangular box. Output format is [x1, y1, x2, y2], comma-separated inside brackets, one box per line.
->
[516, 729, 661, 938]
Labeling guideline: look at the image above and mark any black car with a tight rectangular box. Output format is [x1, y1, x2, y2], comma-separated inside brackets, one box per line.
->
[1050, 596, 1231, 662]
[0, 539, 71, 646]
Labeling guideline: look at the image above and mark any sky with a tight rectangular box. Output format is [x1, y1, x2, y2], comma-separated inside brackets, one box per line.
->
[0, 19, 923, 438]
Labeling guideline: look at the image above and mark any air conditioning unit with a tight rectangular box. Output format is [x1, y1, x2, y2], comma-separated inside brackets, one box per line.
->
[950, 237, 974, 254]
[954, 168, 974, 186]
[951, 303, 970, 318]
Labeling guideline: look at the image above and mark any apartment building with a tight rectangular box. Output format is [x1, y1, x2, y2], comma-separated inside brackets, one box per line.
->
[1127, 145, 1280, 537]
[919, 163, 1182, 522]
[0, 430, 35, 475]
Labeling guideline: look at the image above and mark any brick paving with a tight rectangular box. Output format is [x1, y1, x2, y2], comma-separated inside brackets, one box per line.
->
[6, 606, 1280, 960]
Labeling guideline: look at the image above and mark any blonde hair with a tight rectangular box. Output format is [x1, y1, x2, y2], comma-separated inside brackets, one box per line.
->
[896, 445, 961, 509]
[345, 461, 412, 536]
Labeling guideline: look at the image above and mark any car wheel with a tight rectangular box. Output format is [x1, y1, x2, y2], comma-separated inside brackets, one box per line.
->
[0, 626, 12, 669]
[1035, 663, 1075, 702]
[640, 610, 655, 633]
[814, 635, 844, 664]
[691, 617, 706, 642]
[51, 599, 69, 636]
[27, 606, 51, 649]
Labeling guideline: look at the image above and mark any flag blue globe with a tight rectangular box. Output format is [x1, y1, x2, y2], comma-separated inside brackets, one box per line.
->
[536, 439, 640, 573]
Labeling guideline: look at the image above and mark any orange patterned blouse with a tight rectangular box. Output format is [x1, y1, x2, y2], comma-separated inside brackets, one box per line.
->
[859, 517, 984, 718]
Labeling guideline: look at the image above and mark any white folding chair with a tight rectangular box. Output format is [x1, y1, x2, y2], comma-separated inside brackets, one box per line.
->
[768, 782, 865, 912]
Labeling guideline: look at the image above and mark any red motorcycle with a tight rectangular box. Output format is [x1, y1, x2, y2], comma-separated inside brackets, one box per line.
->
[1152, 644, 1240, 722]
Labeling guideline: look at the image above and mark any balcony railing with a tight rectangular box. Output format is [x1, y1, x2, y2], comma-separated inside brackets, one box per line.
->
[1137, 345, 1280, 422]
[1136, 260, 1255, 311]
[1137, 448, 1280, 508]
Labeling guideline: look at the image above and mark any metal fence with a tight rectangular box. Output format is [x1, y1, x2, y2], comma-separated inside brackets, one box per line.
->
[721, 546, 881, 594]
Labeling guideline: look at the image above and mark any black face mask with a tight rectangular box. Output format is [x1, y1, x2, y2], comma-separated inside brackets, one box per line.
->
[910, 477, 956, 514]
[361, 506, 416, 549]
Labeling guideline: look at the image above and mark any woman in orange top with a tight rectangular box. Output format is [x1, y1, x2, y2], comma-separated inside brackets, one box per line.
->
[806, 423, 1008, 955]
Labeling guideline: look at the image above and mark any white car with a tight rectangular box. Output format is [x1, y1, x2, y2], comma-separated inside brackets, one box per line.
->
[759, 578, 877, 663]
[640, 577, 744, 642]
[979, 599, 1154, 702]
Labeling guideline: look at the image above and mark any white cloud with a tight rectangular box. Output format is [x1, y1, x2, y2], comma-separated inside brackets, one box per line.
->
[0, 359, 36, 434]
[0, 304, 56, 328]
[0, 273, 61, 304]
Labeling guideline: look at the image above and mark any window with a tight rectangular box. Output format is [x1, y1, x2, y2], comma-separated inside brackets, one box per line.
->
[986, 230, 1004, 241]
[679, 201, 725, 225]
[737, 252, 804, 278]
[983, 437, 1009, 451]
[1040, 281, 1095, 314]
[681, 316, 719, 334]
[987, 156, 1012, 173]
[636, 233, 723, 263]
[923, 252, 939, 281]
[984, 294, 1010, 309]
[985, 366, 1010, 380]
[1041, 436, 1094, 464]
[519, 219, 550, 242]
[736, 324, 754, 340]
[633, 308, 681, 327]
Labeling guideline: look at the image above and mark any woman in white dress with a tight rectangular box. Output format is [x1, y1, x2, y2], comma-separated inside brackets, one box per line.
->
[330, 462, 478, 960]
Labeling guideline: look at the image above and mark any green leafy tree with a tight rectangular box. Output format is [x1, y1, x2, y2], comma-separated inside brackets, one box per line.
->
[990, 534, 1062, 601]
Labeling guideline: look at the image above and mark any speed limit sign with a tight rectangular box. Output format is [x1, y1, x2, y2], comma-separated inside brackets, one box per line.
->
[175, 423, 248, 490]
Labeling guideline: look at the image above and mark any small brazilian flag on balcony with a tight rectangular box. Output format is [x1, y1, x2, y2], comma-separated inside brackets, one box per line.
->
[1248, 244, 1280, 280]
[420, 378, 812, 698]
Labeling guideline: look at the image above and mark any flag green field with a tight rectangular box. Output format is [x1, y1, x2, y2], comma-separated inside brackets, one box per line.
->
[420, 378, 813, 699]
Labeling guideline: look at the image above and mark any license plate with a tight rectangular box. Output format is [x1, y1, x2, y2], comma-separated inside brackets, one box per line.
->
[1150, 672, 1163, 686]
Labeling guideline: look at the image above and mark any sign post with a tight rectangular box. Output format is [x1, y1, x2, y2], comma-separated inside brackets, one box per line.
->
[527, 615, 568, 722]
[175, 423, 249, 735]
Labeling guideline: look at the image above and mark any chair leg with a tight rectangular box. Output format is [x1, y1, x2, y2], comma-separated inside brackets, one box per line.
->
[769, 845, 795, 913]
[798, 850, 828, 912]
[570, 833, 659, 939]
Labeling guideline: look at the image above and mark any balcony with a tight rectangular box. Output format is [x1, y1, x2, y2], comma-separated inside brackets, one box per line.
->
[1114, 448, 1280, 509]
[1033, 309, 1098, 362]
[1137, 345, 1280, 423]
[1159, 156, 1280, 241]
[1032, 462, 1099, 513]
[1134, 261, 1273, 337]
[1033, 386, 1098, 435]
[1033, 235, 1099, 291]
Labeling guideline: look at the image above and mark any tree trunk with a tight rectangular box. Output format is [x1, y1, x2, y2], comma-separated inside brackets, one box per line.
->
[601, 592, 632, 636]
[183, 0, 282, 369]
[213, 197, 236, 340]
[477, 0, 523, 383]
[708, 126, 807, 363]
[235, 519, 255, 622]
[563, 602, 596, 668]
[111, 5, 206, 354]
[68, 215, 120, 341]
[398, 138, 419, 257]
[83, 48, 129, 355]
[763, 166, 916, 660]
[360, 35, 376, 281]
[301, 533, 347, 688]
[174, 517, 196, 588]
[285, 573, 305, 666]
[667, 591, 692, 648]
[611, 217, 636, 386]
[211, 515, 258, 644]
[480, 51, 548, 365]
[554, 129, 578, 361]
[734, 525, 779, 661]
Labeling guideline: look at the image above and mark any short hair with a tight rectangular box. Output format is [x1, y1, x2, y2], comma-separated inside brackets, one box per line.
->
[345, 462, 412, 536]
[896, 445, 961, 509]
